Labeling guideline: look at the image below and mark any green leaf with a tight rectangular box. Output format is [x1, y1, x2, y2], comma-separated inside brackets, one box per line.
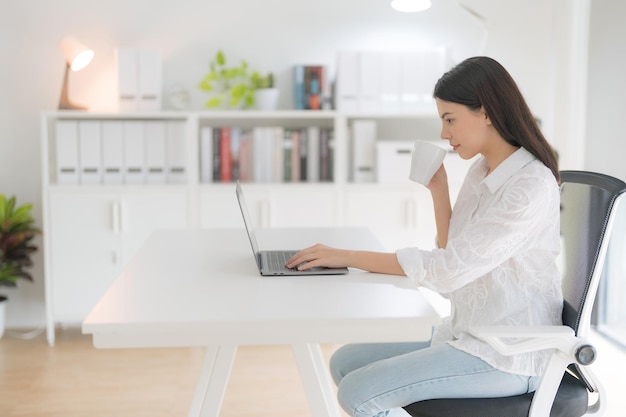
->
[216, 50, 225, 66]
[244, 94, 255, 108]
[0, 194, 6, 221]
[198, 76, 213, 92]
[206, 97, 222, 108]
[230, 83, 246, 99]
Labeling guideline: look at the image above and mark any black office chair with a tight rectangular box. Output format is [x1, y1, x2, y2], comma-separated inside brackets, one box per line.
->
[403, 170, 626, 417]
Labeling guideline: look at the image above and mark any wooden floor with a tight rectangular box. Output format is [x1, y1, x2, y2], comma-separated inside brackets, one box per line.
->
[0, 327, 346, 417]
[1, 327, 625, 417]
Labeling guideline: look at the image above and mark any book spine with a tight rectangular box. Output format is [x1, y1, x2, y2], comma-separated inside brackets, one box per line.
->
[307, 126, 320, 182]
[230, 127, 241, 181]
[199, 126, 213, 183]
[283, 129, 292, 182]
[239, 131, 249, 182]
[273, 127, 284, 182]
[308, 66, 322, 110]
[291, 129, 300, 182]
[328, 129, 335, 182]
[219, 127, 232, 182]
[299, 127, 307, 181]
[294, 65, 305, 110]
[320, 127, 329, 182]
[212, 128, 220, 182]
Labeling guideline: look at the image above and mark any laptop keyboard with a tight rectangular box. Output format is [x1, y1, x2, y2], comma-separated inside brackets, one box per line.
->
[266, 251, 298, 271]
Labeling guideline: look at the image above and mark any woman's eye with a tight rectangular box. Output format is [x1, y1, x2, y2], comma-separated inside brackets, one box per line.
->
[445, 119, 453, 124]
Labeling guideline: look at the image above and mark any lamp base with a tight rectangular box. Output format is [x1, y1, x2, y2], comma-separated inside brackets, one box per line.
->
[58, 100, 88, 111]
[58, 63, 88, 111]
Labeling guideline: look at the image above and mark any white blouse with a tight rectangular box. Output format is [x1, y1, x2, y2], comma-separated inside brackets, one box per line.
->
[396, 147, 563, 376]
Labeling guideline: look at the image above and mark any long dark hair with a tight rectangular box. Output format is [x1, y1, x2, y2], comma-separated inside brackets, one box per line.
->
[433, 56, 559, 182]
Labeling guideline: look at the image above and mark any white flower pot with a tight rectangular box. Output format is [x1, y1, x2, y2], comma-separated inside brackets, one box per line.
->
[254, 88, 280, 111]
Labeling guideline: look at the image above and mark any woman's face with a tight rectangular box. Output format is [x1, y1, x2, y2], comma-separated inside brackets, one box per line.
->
[435, 98, 491, 160]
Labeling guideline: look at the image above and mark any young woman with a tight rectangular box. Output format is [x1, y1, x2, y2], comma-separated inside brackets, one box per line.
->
[286, 56, 562, 417]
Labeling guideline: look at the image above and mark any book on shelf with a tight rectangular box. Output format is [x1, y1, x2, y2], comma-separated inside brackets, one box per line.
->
[166, 121, 187, 184]
[199, 126, 213, 183]
[198, 125, 335, 184]
[230, 127, 242, 182]
[293, 65, 331, 110]
[307, 126, 320, 182]
[351, 120, 377, 183]
[144, 120, 167, 185]
[290, 129, 301, 182]
[238, 130, 251, 182]
[319, 127, 332, 182]
[101, 120, 124, 185]
[219, 127, 232, 182]
[78, 120, 102, 185]
[283, 130, 293, 182]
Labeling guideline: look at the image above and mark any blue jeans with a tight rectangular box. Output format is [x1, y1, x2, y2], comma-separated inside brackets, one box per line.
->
[329, 341, 539, 417]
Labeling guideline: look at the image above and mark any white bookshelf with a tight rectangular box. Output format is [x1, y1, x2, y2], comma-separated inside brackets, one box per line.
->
[41, 109, 470, 346]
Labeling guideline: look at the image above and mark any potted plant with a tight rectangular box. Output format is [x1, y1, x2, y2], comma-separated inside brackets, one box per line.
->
[251, 71, 280, 111]
[198, 50, 256, 109]
[198, 50, 279, 110]
[0, 194, 39, 338]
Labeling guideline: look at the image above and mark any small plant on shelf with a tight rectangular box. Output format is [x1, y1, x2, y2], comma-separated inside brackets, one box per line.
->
[0, 194, 39, 297]
[251, 71, 274, 90]
[199, 50, 257, 109]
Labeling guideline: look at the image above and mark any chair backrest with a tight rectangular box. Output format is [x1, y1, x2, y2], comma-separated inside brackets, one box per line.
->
[559, 171, 626, 336]
[559, 171, 626, 390]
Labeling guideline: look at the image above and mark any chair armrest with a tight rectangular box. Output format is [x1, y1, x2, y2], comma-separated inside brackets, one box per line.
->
[471, 326, 602, 416]
[470, 325, 595, 364]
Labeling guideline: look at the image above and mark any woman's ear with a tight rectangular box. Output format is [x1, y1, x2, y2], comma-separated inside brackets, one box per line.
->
[481, 106, 492, 125]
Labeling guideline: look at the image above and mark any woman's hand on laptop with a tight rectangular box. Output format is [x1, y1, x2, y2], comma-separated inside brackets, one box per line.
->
[286, 244, 351, 271]
[286, 244, 406, 276]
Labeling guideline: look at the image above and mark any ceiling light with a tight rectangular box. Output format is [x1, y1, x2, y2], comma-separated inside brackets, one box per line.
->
[391, 0, 432, 13]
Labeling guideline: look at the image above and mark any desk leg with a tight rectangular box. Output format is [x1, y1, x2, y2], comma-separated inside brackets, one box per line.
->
[292, 343, 342, 417]
[187, 344, 237, 417]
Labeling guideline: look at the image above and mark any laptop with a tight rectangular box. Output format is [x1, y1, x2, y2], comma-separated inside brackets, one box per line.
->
[235, 181, 349, 276]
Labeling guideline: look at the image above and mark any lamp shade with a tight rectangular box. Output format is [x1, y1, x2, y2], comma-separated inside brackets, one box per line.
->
[391, 0, 432, 13]
[60, 36, 94, 71]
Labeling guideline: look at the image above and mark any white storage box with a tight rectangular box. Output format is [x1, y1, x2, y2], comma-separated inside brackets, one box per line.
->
[376, 141, 414, 184]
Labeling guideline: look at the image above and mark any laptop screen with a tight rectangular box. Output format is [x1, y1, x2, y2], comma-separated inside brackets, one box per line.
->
[235, 181, 262, 268]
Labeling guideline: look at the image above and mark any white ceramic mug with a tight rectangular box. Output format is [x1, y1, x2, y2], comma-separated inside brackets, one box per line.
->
[408, 140, 447, 185]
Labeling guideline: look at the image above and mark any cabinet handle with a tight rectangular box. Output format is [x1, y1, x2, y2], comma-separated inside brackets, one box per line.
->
[118, 199, 127, 234]
[111, 201, 121, 234]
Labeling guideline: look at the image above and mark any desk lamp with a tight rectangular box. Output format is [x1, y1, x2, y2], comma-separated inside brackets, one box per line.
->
[58, 36, 94, 110]
[391, 0, 432, 12]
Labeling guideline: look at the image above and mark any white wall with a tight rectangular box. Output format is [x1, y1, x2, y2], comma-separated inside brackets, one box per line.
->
[0, 0, 581, 327]
[586, 0, 626, 180]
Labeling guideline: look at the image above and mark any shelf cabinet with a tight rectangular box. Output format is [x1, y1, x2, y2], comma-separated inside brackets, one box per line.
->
[45, 188, 189, 325]
[199, 184, 339, 229]
[41, 109, 455, 345]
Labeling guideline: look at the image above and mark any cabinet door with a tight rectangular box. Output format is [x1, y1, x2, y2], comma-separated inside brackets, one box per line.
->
[48, 189, 189, 323]
[200, 185, 267, 229]
[48, 191, 122, 321]
[117, 190, 190, 266]
[268, 187, 337, 227]
[344, 186, 436, 249]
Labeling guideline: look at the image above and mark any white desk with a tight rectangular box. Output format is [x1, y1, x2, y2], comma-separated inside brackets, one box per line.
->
[82, 227, 440, 417]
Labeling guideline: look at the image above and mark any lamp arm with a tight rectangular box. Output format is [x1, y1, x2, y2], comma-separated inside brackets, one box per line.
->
[58, 63, 87, 110]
